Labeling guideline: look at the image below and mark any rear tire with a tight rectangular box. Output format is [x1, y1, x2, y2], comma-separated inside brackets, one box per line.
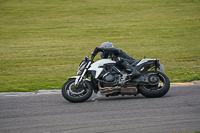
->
[138, 71, 170, 98]
[62, 79, 93, 103]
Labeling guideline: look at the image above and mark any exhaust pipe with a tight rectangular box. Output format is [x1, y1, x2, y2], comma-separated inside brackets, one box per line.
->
[98, 82, 138, 96]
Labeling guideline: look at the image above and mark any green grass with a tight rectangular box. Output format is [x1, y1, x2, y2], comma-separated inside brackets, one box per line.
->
[0, 0, 200, 92]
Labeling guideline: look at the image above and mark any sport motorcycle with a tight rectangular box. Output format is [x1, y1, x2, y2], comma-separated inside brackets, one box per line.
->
[62, 51, 170, 103]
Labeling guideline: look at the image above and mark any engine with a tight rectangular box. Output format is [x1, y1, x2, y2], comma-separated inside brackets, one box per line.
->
[97, 66, 137, 97]
[102, 72, 115, 82]
[98, 65, 121, 87]
[101, 65, 121, 81]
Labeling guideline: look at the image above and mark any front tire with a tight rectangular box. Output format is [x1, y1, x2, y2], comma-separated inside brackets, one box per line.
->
[138, 71, 170, 98]
[62, 79, 93, 103]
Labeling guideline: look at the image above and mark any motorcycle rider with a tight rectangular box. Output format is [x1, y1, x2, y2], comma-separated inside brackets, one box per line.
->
[92, 42, 140, 77]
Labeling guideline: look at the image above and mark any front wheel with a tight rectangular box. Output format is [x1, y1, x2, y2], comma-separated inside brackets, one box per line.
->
[138, 71, 170, 98]
[62, 79, 93, 103]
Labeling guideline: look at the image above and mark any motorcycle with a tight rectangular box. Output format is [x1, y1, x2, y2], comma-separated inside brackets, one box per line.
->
[62, 51, 170, 103]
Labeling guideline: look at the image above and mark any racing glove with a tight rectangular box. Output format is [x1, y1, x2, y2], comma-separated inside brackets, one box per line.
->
[91, 47, 104, 57]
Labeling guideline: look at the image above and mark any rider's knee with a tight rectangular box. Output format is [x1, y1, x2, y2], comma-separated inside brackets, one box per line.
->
[115, 57, 124, 64]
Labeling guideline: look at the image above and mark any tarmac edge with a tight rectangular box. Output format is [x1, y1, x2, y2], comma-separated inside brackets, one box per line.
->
[170, 80, 200, 86]
[0, 81, 199, 97]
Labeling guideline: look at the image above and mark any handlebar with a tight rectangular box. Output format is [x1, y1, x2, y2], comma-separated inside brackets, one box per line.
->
[91, 54, 95, 61]
[90, 51, 96, 61]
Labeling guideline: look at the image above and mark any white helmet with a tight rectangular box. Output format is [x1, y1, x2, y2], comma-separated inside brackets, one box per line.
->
[99, 41, 114, 48]
[99, 42, 114, 58]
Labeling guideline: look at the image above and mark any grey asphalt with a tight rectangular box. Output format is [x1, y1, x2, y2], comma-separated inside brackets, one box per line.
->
[0, 85, 200, 133]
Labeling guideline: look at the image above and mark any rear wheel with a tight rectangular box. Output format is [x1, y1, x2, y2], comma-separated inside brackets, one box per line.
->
[138, 71, 170, 98]
[62, 79, 93, 103]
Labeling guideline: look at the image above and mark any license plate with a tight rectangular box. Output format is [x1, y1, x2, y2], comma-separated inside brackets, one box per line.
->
[159, 63, 165, 73]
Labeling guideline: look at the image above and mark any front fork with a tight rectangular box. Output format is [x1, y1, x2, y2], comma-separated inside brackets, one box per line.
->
[75, 61, 92, 86]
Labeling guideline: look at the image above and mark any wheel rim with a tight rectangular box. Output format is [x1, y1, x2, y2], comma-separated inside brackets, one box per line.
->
[142, 73, 166, 91]
[69, 83, 85, 95]
[65, 81, 89, 98]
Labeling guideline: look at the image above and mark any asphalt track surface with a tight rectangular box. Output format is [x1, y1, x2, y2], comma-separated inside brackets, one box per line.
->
[0, 85, 200, 133]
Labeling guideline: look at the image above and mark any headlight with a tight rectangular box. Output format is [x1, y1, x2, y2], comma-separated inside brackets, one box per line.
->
[77, 61, 87, 75]
[77, 56, 89, 75]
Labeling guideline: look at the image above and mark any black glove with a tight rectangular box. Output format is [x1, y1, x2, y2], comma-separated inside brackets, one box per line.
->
[95, 47, 104, 52]
[91, 49, 97, 57]
[91, 47, 104, 58]
[95, 47, 100, 52]
[91, 47, 98, 57]
[91, 51, 96, 57]
[92, 47, 103, 55]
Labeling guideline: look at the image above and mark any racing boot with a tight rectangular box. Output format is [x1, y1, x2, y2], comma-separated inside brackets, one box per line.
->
[117, 59, 141, 78]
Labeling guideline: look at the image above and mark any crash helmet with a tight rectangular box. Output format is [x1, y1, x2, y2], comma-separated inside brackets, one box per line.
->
[99, 42, 114, 58]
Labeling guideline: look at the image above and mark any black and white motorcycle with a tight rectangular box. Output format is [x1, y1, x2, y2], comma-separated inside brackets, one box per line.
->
[62, 51, 170, 103]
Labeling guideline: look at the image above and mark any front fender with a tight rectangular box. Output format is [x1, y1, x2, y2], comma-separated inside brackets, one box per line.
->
[68, 76, 91, 85]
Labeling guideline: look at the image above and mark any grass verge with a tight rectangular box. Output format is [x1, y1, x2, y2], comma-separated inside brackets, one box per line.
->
[0, 0, 200, 92]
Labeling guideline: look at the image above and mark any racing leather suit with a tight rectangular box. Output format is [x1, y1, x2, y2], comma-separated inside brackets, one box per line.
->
[93, 47, 140, 76]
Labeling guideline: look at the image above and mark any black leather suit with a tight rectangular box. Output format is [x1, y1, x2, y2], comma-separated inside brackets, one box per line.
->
[96, 47, 139, 75]
[100, 47, 137, 64]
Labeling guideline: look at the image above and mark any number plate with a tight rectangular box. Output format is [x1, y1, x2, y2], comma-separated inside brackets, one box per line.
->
[159, 63, 165, 73]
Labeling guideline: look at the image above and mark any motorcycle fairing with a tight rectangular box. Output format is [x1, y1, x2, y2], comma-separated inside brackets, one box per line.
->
[135, 59, 164, 73]
[88, 59, 116, 79]
[136, 59, 158, 66]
